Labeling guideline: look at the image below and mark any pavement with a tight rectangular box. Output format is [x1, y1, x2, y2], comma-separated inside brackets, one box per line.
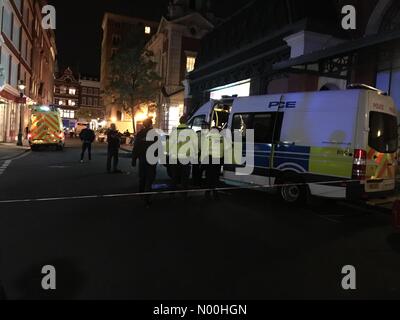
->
[0, 138, 400, 300]
[0, 142, 30, 161]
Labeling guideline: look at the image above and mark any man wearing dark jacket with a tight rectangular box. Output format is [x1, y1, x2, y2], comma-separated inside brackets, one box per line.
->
[132, 118, 158, 206]
[79, 124, 96, 163]
[107, 124, 122, 173]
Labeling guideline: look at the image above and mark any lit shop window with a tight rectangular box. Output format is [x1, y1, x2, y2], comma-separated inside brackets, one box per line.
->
[186, 56, 196, 73]
[60, 109, 75, 119]
[69, 88, 76, 95]
[58, 100, 64, 106]
[145, 26, 151, 34]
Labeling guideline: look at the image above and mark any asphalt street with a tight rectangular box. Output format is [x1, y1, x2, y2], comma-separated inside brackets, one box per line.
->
[0, 139, 400, 300]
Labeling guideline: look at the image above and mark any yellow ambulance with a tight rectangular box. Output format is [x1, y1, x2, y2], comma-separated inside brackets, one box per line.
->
[28, 105, 65, 151]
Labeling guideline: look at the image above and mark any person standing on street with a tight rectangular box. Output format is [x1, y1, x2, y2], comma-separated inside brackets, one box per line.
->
[79, 124, 96, 163]
[169, 116, 196, 198]
[204, 126, 224, 200]
[107, 124, 122, 174]
[132, 118, 158, 206]
[192, 121, 209, 187]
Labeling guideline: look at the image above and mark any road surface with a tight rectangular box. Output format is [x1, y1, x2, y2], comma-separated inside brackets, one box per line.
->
[0, 139, 399, 300]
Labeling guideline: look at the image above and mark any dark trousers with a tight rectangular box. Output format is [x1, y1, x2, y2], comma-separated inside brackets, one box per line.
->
[172, 163, 191, 190]
[192, 164, 203, 187]
[81, 142, 92, 161]
[205, 164, 221, 189]
[107, 148, 119, 172]
[139, 158, 157, 202]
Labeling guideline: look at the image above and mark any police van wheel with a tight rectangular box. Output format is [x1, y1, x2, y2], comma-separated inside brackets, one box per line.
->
[279, 178, 308, 205]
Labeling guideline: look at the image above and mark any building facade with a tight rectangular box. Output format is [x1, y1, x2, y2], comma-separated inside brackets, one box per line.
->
[54, 67, 80, 130]
[100, 12, 158, 133]
[188, 0, 400, 117]
[79, 76, 104, 128]
[0, 0, 56, 142]
[146, 0, 214, 132]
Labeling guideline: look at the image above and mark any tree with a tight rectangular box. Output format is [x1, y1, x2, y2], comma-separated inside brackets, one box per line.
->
[106, 30, 161, 133]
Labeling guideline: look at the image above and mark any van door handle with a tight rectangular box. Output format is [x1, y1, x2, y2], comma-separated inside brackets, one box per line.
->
[277, 141, 295, 146]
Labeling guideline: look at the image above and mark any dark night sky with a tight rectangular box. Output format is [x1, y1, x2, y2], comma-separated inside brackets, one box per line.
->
[48, 0, 251, 77]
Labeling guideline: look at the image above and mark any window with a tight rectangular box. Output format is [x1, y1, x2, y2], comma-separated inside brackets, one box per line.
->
[88, 88, 93, 95]
[190, 115, 206, 132]
[10, 58, 17, 87]
[68, 88, 76, 95]
[1, 51, 9, 85]
[88, 97, 93, 106]
[12, 21, 20, 49]
[117, 111, 122, 121]
[68, 100, 76, 107]
[82, 97, 87, 105]
[94, 98, 98, 107]
[82, 87, 87, 94]
[60, 86, 67, 94]
[2, 7, 12, 40]
[369, 112, 398, 153]
[58, 100, 64, 106]
[253, 114, 275, 144]
[112, 34, 121, 46]
[186, 56, 196, 73]
[145, 26, 151, 34]
[232, 114, 252, 138]
[60, 109, 75, 119]
[232, 113, 283, 143]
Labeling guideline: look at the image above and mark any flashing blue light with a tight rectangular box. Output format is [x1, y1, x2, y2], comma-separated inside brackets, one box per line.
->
[39, 106, 51, 112]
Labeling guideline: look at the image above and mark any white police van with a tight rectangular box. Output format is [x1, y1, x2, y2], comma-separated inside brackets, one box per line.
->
[188, 86, 399, 203]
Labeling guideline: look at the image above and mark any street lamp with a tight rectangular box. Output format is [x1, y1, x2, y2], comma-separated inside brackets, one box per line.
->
[17, 80, 26, 146]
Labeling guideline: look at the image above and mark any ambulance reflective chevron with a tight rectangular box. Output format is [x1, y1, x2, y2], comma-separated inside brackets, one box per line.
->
[189, 87, 399, 204]
[28, 105, 65, 151]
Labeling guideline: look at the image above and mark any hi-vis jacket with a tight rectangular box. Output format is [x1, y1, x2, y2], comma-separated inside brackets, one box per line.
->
[168, 124, 197, 162]
[199, 129, 224, 163]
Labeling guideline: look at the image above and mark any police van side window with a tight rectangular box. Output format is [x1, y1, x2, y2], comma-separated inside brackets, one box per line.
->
[253, 114, 273, 144]
[233, 113, 283, 144]
[190, 115, 206, 132]
[253, 113, 283, 144]
[232, 114, 252, 137]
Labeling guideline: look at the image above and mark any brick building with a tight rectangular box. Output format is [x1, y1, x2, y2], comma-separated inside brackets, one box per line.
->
[79, 76, 104, 127]
[100, 12, 158, 133]
[54, 67, 80, 129]
[0, 0, 56, 142]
